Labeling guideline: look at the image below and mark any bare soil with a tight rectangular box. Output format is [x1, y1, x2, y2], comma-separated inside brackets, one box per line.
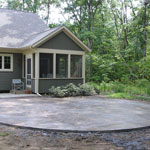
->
[0, 125, 150, 150]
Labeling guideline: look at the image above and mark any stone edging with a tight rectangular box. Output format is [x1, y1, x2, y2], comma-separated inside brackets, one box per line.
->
[0, 122, 150, 134]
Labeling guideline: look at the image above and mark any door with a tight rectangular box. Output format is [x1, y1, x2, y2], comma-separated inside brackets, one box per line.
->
[26, 55, 32, 89]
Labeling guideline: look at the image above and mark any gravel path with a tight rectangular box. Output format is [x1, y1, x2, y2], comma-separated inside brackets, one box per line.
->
[0, 124, 150, 150]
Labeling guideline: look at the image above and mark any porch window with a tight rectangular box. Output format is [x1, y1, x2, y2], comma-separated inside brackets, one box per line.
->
[23, 55, 26, 78]
[0, 56, 2, 69]
[71, 55, 82, 78]
[33, 53, 35, 78]
[40, 53, 53, 78]
[56, 54, 68, 78]
[0, 54, 13, 71]
[27, 58, 31, 85]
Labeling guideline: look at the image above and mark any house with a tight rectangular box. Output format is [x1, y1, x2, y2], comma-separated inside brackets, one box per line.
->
[0, 8, 91, 93]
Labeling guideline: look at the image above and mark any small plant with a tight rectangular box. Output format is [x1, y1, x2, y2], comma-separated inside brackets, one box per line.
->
[79, 84, 96, 96]
[65, 83, 80, 96]
[112, 81, 126, 93]
[49, 86, 66, 98]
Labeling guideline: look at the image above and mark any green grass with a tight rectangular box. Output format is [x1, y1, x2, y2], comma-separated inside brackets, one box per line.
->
[0, 133, 8, 137]
[107, 93, 134, 99]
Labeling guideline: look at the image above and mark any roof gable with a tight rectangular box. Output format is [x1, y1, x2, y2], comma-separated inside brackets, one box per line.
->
[33, 26, 91, 52]
[39, 31, 83, 51]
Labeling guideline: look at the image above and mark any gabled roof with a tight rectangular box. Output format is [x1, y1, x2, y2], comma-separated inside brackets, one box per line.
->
[0, 8, 91, 52]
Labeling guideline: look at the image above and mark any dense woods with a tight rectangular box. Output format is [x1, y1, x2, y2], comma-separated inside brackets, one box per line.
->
[1, 0, 150, 83]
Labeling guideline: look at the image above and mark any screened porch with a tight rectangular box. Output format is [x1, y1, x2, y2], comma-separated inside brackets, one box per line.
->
[39, 53, 83, 79]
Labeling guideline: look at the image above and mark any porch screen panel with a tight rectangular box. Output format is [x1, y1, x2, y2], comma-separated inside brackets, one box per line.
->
[33, 53, 35, 78]
[56, 54, 68, 78]
[0, 56, 2, 69]
[40, 53, 53, 78]
[24, 55, 26, 77]
[71, 55, 82, 78]
[27, 58, 31, 85]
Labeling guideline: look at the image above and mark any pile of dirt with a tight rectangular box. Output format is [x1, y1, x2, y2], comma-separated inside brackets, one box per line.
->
[0, 124, 150, 150]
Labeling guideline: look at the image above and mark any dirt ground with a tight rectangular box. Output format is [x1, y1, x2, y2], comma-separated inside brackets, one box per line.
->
[0, 125, 150, 150]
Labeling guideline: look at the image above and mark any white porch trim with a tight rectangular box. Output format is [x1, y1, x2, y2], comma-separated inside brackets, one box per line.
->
[68, 54, 71, 78]
[35, 52, 39, 93]
[53, 53, 56, 79]
[37, 48, 85, 55]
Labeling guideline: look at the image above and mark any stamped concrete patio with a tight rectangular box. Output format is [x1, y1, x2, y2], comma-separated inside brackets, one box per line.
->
[0, 96, 150, 131]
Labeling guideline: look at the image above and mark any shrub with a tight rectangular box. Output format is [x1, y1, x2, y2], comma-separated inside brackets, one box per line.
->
[87, 82, 100, 94]
[49, 86, 66, 98]
[79, 84, 96, 96]
[111, 81, 126, 93]
[135, 79, 149, 88]
[64, 83, 80, 96]
[49, 83, 96, 97]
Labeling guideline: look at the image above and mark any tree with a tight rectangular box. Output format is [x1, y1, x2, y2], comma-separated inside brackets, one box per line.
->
[62, 0, 103, 79]
[41, 0, 59, 24]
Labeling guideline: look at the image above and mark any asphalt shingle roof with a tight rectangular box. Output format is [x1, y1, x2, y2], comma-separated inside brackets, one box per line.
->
[0, 8, 58, 49]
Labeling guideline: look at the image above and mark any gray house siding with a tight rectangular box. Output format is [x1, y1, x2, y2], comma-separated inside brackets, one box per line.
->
[0, 53, 22, 91]
[39, 32, 83, 51]
[39, 79, 83, 93]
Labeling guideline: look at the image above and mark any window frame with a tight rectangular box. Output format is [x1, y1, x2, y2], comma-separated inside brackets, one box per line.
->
[56, 54, 68, 79]
[0, 54, 13, 72]
[40, 53, 53, 79]
[38, 51, 84, 80]
[70, 54, 82, 78]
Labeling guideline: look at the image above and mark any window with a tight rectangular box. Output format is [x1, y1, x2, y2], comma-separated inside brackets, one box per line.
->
[56, 54, 68, 78]
[27, 59, 31, 74]
[0, 54, 13, 71]
[4, 56, 11, 69]
[40, 53, 53, 78]
[71, 55, 82, 78]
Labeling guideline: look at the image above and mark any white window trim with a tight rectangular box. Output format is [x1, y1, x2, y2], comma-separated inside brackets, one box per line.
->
[0, 54, 13, 72]
[70, 54, 83, 79]
[39, 52, 84, 79]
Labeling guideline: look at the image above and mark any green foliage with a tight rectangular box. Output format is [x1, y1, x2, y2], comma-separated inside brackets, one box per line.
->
[65, 83, 80, 96]
[3, 0, 150, 85]
[49, 86, 66, 97]
[137, 56, 150, 79]
[49, 83, 96, 97]
[108, 93, 133, 99]
[0, 133, 8, 137]
[89, 79, 150, 100]
[79, 84, 96, 96]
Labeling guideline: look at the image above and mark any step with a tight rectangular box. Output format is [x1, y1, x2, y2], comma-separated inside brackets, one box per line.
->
[10, 90, 26, 94]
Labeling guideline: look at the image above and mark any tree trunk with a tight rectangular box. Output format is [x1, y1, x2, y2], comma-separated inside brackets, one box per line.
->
[143, 1, 147, 58]
[22, 0, 25, 10]
[46, 0, 50, 24]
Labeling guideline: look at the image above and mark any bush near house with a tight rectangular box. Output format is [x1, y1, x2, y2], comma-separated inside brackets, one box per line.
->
[49, 83, 96, 98]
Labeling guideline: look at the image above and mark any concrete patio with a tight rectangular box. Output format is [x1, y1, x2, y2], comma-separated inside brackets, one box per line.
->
[0, 93, 37, 99]
[0, 96, 150, 131]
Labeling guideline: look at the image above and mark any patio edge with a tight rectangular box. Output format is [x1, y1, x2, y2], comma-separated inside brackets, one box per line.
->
[0, 122, 150, 134]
